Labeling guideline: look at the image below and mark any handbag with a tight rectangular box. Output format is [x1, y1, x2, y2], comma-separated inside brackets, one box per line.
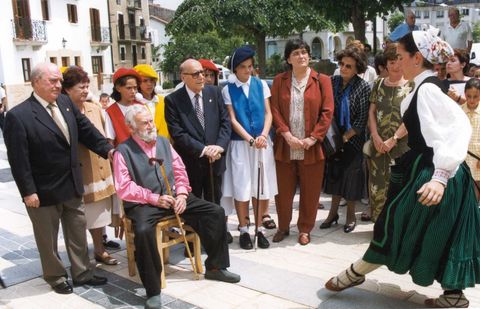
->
[323, 120, 343, 158]
[317, 72, 343, 158]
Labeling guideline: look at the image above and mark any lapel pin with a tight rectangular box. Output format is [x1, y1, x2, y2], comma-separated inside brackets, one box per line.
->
[209, 99, 212, 103]
[66, 108, 70, 112]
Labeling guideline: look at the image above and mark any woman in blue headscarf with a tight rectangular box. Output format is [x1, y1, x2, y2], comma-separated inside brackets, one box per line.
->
[321, 47, 371, 233]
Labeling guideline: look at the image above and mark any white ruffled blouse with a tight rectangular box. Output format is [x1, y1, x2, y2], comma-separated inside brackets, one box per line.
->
[400, 70, 471, 183]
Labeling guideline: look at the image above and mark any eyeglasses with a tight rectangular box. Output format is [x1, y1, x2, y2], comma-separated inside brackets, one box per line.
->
[182, 70, 205, 79]
[339, 61, 353, 70]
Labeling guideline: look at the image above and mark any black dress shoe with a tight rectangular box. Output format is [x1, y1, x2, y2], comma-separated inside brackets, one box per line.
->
[256, 232, 270, 249]
[53, 281, 73, 294]
[145, 294, 162, 309]
[73, 275, 107, 286]
[226, 231, 233, 244]
[239, 233, 253, 250]
[205, 269, 241, 283]
[343, 222, 356, 233]
[319, 214, 339, 229]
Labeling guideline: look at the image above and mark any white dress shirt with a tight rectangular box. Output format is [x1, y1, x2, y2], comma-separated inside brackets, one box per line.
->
[33, 92, 69, 135]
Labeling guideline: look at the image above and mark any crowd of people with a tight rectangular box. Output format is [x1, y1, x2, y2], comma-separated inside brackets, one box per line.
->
[1, 6, 480, 308]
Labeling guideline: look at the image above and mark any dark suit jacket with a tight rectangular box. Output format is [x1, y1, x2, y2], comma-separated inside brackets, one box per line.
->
[3, 93, 113, 206]
[165, 85, 231, 177]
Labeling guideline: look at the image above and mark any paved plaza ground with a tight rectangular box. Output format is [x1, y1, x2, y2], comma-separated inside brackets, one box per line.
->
[0, 136, 478, 309]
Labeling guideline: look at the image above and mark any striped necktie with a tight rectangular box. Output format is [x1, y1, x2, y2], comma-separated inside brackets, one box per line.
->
[194, 93, 205, 129]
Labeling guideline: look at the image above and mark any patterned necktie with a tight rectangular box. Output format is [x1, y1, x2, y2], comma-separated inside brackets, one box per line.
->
[194, 93, 205, 129]
[47, 103, 70, 143]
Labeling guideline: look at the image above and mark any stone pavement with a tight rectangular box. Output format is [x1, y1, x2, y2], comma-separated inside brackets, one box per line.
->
[0, 136, 479, 309]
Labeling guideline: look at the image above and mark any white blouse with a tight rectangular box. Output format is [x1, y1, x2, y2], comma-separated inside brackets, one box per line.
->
[400, 70, 471, 181]
[221, 75, 271, 105]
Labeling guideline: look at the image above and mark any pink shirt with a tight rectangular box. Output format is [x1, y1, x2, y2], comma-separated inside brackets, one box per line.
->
[113, 135, 191, 206]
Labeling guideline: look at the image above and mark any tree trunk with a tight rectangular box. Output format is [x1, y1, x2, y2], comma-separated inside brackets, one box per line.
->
[254, 32, 267, 78]
[351, 5, 367, 44]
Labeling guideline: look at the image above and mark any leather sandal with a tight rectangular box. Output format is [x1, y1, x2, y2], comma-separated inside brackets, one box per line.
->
[94, 253, 119, 265]
[298, 233, 310, 245]
[261, 215, 276, 229]
[325, 264, 365, 291]
[425, 292, 469, 308]
[272, 230, 289, 243]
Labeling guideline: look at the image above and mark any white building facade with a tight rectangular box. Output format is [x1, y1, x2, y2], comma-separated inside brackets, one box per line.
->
[407, 1, 479, 32]
[266, 16, 388, 62]
[0, 0, 113, 108]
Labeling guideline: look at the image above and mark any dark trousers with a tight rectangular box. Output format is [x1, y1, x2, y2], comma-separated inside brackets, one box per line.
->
[124, 193, 229, 297]
[188, 160, 222, 205]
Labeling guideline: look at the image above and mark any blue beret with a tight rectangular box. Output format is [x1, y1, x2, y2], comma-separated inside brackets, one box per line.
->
[229, 46, 255, 70]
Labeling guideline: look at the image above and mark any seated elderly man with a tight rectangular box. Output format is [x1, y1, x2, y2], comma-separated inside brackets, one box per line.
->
[113, 104, 240, 309]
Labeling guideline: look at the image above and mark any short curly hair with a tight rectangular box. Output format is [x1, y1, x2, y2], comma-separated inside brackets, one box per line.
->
[336, 47, 368, 74]
[61, 66, 89, 94]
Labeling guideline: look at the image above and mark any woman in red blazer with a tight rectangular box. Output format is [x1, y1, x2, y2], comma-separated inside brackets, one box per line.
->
[270, 39, 334, 245]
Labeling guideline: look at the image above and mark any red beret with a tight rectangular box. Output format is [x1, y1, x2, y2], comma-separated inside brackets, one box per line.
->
[198, 59, 219, 73]
[112, 68, 141, 84]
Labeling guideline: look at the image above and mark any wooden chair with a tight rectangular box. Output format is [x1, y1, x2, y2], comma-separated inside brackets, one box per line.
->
[123, 216, 203, 288]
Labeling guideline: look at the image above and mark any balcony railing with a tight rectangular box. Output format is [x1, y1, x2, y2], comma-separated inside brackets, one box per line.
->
[90, 26, 111, 43]
[118, 24, 150, 42]
[11, 17, 47, 43]
[127, 0, 142, 9]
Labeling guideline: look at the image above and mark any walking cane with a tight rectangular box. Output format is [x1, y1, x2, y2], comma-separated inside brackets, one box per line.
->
[149, 158, 199, 280]
[252, 148, 264, 251]
[209, 160, 215, 203]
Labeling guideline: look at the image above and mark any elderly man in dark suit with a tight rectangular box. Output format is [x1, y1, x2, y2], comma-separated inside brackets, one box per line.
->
[165, 59, 232, 241]
[3, 63, 113, 294]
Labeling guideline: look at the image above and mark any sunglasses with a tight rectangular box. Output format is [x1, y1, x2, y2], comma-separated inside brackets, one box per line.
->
[339, 62, 353, 70]
[182, 70, 205, 79]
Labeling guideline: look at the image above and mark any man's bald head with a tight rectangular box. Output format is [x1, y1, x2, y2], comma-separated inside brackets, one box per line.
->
[180, 59, 205, 93]
[31, 62, 63, 103]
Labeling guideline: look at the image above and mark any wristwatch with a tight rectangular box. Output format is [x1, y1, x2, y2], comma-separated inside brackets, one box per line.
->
[249, 138, 255, 147]
[393, 134, 400, 142]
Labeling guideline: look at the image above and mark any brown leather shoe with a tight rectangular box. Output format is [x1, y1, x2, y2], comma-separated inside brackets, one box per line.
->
[272, 230, 289, 243]
[298, 233, 310, 245]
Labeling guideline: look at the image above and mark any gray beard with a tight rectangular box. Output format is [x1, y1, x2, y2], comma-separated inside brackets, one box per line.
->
[138, 129, 157, 143]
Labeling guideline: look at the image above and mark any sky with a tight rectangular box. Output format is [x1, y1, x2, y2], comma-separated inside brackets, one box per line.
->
[153, 0, 183, 10]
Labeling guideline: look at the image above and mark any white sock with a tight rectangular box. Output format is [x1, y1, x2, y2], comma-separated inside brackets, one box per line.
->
[334, 259, 380, 289]
[352, 259, 381, 275]
[239, 226, 249, 234]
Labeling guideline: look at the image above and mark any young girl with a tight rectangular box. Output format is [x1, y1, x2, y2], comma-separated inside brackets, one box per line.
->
[221, 46, 278, 250]
[463, 78, 480, 190]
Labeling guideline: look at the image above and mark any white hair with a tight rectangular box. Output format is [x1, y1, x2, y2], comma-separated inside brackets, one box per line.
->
[30, 62, 59, 86]
[124, 104, 149, 129]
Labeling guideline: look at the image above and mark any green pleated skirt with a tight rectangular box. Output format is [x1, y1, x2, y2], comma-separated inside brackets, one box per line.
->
[364, 152, 480, 290]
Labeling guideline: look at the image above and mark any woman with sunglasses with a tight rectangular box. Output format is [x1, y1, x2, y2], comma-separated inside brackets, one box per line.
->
[320, 47, 371, 233]
[325, 29, 480, 308]
[221, 46, 278, 250]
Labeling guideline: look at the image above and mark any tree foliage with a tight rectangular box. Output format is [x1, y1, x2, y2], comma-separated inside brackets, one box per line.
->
[303, 0, 413, 44]
[161, 31, 243, 75]
[388, 11, 405, 33]
[473, 22, 480, 43]
[166, 0, 333, 77]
